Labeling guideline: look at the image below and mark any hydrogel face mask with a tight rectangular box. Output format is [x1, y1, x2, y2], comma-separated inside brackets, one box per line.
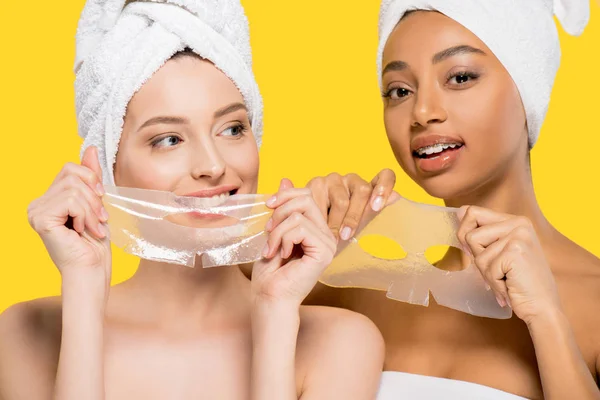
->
[319, 196, 512, 319]
[102, 186, 272, 267]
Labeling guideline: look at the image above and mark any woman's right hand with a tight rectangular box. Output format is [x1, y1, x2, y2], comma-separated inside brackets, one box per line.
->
[27, 146, 111, 279]
[306, 169, 399, 241]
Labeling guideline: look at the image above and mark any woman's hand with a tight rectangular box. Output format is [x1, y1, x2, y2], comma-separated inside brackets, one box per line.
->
[251, 180, 337, 308]
[306, 169, 398, 241]
[27, 146, 111, 290]
[457, 206, 562, 325]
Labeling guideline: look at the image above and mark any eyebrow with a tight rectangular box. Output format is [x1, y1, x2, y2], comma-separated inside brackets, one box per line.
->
[214, 102, 247, 119]
[139, 116, 189, 130]
[137, 102, 248, 131]
[382, 45, 486, 76]
[431, 45, 486, 64]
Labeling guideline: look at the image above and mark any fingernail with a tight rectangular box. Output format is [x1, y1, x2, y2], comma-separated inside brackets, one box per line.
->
[340, 226, 352, 241]
[262, 244, 270, 258]
[496, 295, 506, 308]
[372, 196, 384, 212]
[266, 196, 277, 207]
[265, 218, 273, 231]
[504, 295, 512, 308]
[97, 223, 107, 238]
[96, 183, 105, 196]
[100, 207, 109, 222]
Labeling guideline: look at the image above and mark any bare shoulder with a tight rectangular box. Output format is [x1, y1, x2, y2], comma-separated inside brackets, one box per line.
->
[553, 239, 600, 293]
[295, 306, 384, 399]
[0, 297, 62, 399]
[297, 305, 384, 348]
[552, 240, 600, 369]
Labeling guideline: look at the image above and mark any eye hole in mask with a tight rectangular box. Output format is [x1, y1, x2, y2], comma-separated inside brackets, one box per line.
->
[319, 196, 512, 320]
[358, 234, 408, 260]
[425, 245, 469, 272]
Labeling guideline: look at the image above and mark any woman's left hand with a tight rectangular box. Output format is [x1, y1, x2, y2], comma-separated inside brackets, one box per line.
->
[457, 206, 562, 325]
[251, 179, 337, 308]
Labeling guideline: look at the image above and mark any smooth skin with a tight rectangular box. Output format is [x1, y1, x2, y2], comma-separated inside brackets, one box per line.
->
[305, 11, 600, 400]
[0, 55, 384, 400]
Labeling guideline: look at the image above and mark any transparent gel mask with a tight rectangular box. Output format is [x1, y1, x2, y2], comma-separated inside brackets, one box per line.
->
[102, 186, 272, 267]
[319, 196, 512, 319]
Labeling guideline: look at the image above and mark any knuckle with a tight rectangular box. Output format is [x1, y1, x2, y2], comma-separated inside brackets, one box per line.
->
[65, 174, 80, 188]
[345, 173, 360, 183]
[332, 197, 350, 209]
[297, 226, 307, 238]
[62, 162, 77, 175]
[484, 268, 496, 282]
[307, 177, 324, 189]
[356, 183, 373, 196]
[516, 216, 532, 228]
[514, 226, 530, 238]
[326, 172, 342, 181]
[464, 206, 477, 218]
[343, 212, 361, 226]
[464, 230, 476, 244]
[291, 212, 303, 224]
[298, 188, 314, 199]
[507, 239, 525, 253]
[66, 189, 81, 207]
[27, 213, 38, 230]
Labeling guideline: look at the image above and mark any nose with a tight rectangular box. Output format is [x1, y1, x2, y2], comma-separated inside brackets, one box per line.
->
[190, 136, 226, 181]
[411, 84, 448, 128]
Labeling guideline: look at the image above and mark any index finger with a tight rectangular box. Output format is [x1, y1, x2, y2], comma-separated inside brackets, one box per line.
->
[457, 206, 513, 250]
[370, 168, 396, 211]
[54, 163, 104, 197]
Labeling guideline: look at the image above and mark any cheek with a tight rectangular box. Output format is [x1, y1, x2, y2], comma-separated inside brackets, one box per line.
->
[114, 147, 188, 191]
[221, 140, 260, 189]
[449, 80, 525, 154]
[384, 107, 413, 166]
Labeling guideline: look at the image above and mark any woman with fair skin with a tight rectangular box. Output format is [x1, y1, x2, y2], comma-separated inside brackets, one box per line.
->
[303, 5, 600, 400]
[0, 2, 384, 399]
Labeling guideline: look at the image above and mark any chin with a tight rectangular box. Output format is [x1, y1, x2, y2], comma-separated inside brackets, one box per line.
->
[414, 173, 476, 202]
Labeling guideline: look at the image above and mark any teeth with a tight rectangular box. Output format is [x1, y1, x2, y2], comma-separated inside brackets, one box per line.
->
[417, 143, 461, 156]
[203, 192, 230, 207]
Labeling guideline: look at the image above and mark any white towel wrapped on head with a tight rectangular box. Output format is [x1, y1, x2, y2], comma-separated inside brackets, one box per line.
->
[75, 0, 263, 184]
[377, 0, 590, 148]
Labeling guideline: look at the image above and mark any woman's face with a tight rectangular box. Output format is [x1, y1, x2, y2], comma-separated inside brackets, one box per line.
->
[114, 55, 259, 204]
[381, 11, 529, 200]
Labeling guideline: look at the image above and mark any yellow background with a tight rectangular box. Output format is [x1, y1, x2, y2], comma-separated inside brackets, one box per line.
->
[0, 1, 599, 312]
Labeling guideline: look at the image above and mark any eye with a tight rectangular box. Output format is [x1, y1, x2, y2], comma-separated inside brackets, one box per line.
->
[447, 71, 480, 86]
[151, 135, 182, 148]
[383, 87, 412, 100]
[220, 123, 247, 138]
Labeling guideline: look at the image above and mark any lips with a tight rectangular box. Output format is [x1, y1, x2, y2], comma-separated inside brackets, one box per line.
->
[183, 185, 239, 199]
[411, 134, 464, 155]
[410, 134, 465, 173]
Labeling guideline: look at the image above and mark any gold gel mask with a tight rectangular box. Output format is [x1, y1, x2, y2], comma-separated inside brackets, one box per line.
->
[103, 186, 272, 267]
[319, 197, 512, 319]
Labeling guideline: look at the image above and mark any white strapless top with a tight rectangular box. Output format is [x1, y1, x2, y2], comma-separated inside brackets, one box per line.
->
[377, 372, 529, 400]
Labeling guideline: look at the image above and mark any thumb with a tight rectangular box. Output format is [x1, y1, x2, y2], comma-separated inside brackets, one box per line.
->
[81, 146, 104, 182]
[280, 178, 294, 191]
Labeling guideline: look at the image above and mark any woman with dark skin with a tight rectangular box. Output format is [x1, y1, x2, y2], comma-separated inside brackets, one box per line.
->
[299, 7, 600, 400]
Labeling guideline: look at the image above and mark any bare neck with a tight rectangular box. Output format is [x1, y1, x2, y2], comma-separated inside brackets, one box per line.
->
[446, 159, 554, 239]
[440, 159, 563, 269]
[114, 258, 252, 328]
